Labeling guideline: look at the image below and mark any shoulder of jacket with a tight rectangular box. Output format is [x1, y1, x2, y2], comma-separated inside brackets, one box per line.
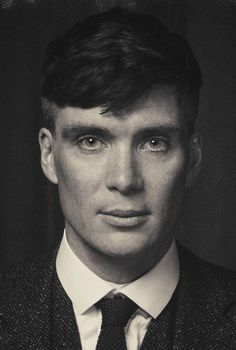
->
[0, 247, 58, 306]
[178, 243, 236, 296]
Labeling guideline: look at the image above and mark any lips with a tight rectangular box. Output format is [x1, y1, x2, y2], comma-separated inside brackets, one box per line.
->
[99, 209, 150, 227]
[102, 209, 149, 217]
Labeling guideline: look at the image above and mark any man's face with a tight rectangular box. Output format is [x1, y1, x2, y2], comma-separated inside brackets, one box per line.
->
[40, 90, 201, 268]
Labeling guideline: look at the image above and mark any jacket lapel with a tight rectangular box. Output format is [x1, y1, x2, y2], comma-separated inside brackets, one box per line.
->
[140, 291, 178, 350]
[50, 271, 82, 350]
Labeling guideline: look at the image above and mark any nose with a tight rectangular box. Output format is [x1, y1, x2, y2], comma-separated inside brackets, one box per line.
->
[105, 146, 144, 195]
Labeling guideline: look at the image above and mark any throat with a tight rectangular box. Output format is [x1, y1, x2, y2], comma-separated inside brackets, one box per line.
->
[65, 223, 172, 284]
[67, 234, 164, 283]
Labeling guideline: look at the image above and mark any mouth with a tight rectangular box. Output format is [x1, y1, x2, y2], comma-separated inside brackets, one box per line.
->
[99, 209, 150, 227]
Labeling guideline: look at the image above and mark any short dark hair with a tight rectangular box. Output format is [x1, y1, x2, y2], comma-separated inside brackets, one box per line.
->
[41, 7, 202, 134]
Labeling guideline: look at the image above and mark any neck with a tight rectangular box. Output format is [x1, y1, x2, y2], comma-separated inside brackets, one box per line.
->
[66, 226, 173, 284]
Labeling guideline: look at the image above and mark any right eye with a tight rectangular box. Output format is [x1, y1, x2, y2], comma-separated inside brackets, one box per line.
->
[77, 136, 106, 152]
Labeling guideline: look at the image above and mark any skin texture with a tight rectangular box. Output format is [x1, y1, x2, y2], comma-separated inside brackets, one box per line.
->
[39, 90, 202, 283]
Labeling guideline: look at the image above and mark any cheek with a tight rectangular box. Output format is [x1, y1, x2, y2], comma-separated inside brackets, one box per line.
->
[164, 157, 187, 193]
[145, 154, 188, 204]
[55, 153, 104, 210]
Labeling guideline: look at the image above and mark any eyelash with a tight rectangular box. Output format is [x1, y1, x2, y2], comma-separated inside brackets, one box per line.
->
[76, 135, 106, 152]
[75, 135, 169, 153]
[140, 137, 169, 152]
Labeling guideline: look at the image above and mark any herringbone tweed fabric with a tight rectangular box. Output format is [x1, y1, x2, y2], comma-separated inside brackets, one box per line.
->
[0, 244, 236, 349]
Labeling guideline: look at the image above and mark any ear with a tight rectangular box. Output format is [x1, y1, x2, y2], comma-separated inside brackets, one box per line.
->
[38, 128, 58, 184]
[185, 132, 202, 188]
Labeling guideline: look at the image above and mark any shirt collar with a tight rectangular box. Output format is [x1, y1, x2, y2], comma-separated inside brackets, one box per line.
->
[56, 231, 179, 319]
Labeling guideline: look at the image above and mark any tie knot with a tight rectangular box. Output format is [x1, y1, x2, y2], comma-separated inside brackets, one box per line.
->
[97, 296, 137, 328]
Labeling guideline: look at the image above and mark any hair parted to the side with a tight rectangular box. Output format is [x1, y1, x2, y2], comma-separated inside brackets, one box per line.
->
[41, 7, 202, 134]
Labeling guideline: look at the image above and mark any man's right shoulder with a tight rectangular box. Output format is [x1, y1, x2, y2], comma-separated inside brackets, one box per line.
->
[0, 248, 57, 307]
[0, 248, 60, 349]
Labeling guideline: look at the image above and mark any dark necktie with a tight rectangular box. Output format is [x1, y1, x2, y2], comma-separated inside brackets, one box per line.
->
[95, 296, 137, 350]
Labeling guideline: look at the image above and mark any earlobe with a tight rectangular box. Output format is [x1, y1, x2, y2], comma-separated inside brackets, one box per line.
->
[38, 128, 58, 184]
[185, 132, 202, 188]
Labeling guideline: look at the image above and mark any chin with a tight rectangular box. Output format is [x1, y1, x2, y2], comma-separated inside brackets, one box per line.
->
[96, 235, 153, 259]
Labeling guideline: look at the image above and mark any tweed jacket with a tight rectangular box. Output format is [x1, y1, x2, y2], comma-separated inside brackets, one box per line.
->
[1, 244, 236, 350]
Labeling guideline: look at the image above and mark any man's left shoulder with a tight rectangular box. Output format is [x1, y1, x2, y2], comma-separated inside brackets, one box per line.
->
[178, 243, 236, 321]
[171, 244, 236, 348]
[178, 243, 236, 290]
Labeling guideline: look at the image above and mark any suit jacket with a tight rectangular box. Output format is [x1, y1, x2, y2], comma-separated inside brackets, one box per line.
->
[0, 244, 236, 350]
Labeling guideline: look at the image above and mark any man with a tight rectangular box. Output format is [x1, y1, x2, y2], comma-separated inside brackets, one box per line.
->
[1, 7, 236, 350]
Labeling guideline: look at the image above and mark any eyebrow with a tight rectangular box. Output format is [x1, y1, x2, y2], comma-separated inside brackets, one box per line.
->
[135, 125, 182, 138]
[62, 125, 113, 141]
[61, 123, 182, 141]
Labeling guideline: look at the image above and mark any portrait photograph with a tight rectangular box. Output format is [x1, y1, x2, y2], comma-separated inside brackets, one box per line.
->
[0, 0, 236, 348]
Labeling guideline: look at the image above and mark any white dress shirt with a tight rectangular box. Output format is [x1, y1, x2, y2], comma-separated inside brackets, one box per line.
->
[56, 232, 179, 350]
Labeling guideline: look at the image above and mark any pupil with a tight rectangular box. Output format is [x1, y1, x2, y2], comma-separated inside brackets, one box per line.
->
[88, 138, 95, 144]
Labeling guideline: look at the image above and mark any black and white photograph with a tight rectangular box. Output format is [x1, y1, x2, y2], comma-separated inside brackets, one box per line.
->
[1, 0, 236, 348]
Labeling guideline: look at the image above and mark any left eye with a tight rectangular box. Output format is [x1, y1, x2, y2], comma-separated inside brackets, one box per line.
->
[77, 136, 105, 151]
[141, 138, 168, 152]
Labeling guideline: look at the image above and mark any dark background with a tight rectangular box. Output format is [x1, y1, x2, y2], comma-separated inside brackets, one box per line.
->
[0, 0, 236, 269]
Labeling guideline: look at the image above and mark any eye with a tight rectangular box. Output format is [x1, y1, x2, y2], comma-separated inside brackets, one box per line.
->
[77, 136, 106, 151]
[141, 137, 168, 152]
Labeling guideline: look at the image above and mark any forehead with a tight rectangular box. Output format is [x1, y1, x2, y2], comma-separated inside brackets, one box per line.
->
[55, 90, 184, 135]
